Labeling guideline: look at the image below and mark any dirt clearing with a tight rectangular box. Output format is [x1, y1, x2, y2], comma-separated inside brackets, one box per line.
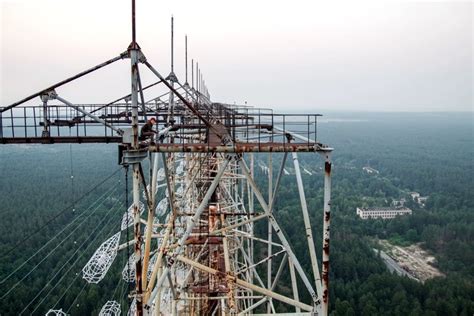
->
[378, 240, 444, 282]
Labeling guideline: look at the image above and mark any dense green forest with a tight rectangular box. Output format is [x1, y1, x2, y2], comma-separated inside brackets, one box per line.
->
[0, 112, 472, 315]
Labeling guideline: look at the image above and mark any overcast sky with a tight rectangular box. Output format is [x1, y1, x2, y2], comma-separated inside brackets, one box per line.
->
[1, 0, 472, 112]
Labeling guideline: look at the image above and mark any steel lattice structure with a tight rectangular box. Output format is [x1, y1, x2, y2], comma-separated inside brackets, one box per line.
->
[1, 2, 333, 315]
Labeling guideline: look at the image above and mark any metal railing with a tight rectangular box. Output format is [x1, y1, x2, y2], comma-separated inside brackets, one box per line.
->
[0, 102, 321, 147]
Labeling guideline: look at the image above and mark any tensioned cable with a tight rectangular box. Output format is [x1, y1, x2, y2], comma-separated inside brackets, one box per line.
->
[69, 128, 76, 212]
[110, 262, 124, 300]
[65, 281, 88, 314]
[1, 167, 122, 259]
[0, 189, 120, 301]
[23, 199, 123, 314]
[125, 166, 131, 304]
[49, 204, 123, 311]
[0, 184, 119, 286]
[68, 168, 129, 315]
[119, 279, 128, 313]
[35, 202, 123, 311]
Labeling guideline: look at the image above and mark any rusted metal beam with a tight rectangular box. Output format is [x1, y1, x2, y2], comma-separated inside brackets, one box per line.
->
[175, 255, 313, 312]
[167, 123, 271, 131]
[185, 236, 223, 245]
[239, 158, 320, 306]
[1, 53, 128, 113]
[148, 142, 323, 153]
[143, 61, 229, 142]
[146, 158, 230, 307]
[320, 152, 332, 316]
[293, 152, 323, 299]
[0, 136, 122, 144]
[210, 214, 268, 236]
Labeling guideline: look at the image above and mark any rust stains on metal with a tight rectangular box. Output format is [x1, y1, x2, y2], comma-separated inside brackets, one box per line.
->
[0, 136, 122, 144]
[208, 121, 230, 146]
[325, 160, 332, 175]
[134, 213, 144, 315]
[148, 142, 323, 153]
[185, 236, 223, 245]
[322, 288, 329, 303]
[323, 238, 330, 255]
[324, 210, 331, 222]
[322, 261, 330, 303]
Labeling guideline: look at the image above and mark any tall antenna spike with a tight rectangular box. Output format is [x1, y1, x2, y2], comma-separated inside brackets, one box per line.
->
[171, 15, 174, 72]
[131, 0, 136, 46]
[185, 35, 188, 84]
[196, 62, 199, 93]
[191, 59, 194, 89]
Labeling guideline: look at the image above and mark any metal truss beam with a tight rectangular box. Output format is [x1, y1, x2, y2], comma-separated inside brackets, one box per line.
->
[238, 157, 320, 307]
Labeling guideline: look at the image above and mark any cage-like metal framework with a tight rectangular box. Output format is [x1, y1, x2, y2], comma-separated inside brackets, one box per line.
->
[99, 300, 121, 316]
[82, 232, 121, 284]
[45, 309, 67, 316]
[1, 3, 334, 315]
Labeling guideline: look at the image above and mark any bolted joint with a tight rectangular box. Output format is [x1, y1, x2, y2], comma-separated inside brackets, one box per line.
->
[40, 90, 57, 102]
[225, 273, 236, 282]
[166, 71, 178, 83]
[137, 50, 147, 63]
[120, 50, 130, 59]
[127, 41, 141, 51]
[166, 256, 175, 267]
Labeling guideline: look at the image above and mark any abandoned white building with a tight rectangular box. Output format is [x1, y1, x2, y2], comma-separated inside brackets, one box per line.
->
[356, 207, 412, 219]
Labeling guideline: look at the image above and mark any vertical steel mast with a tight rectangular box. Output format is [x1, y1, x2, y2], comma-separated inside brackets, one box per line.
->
[130, 0, 143, 315]
[1, 2, 335, 314]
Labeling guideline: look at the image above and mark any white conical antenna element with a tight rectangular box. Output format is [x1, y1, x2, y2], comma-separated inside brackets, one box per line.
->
[157, 168, 165, 182]
[122, 253, 136, 283]
[155, 198, 168, 217]
[45, 309, 67, 316]
[127, 298, 136, 316]
[160, 289, 172, 315]
[175, 225, 184, 237]
[176, 160, 185, 175]
[143, 183, 160, 201]
[175, 185, 184, 197]
[284, 168, 290, 175]
[98, 301, 121, 316]
[147, 253, 157, 281]
[121, 201, 145, 230]
[82, 232, 121, 283]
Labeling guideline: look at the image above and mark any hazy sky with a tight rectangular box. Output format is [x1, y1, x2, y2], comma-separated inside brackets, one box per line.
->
[1, 0, 472, 112]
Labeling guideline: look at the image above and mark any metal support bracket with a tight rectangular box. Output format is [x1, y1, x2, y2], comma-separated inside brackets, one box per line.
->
[122, 149, 148, 165]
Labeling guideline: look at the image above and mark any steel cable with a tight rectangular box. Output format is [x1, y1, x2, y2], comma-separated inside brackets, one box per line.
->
[65, 281, 88, 314]
[50, 207, 123, 311]
[0, 183, 118, 286]
[0, 185, 120, 298]
[1, 167, 122, 259]
[23, 199, 123, 314]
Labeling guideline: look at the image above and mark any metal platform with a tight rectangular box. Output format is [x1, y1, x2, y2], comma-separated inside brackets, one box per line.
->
[0, 102, 328, 154]
[1, 7, 334, 314]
